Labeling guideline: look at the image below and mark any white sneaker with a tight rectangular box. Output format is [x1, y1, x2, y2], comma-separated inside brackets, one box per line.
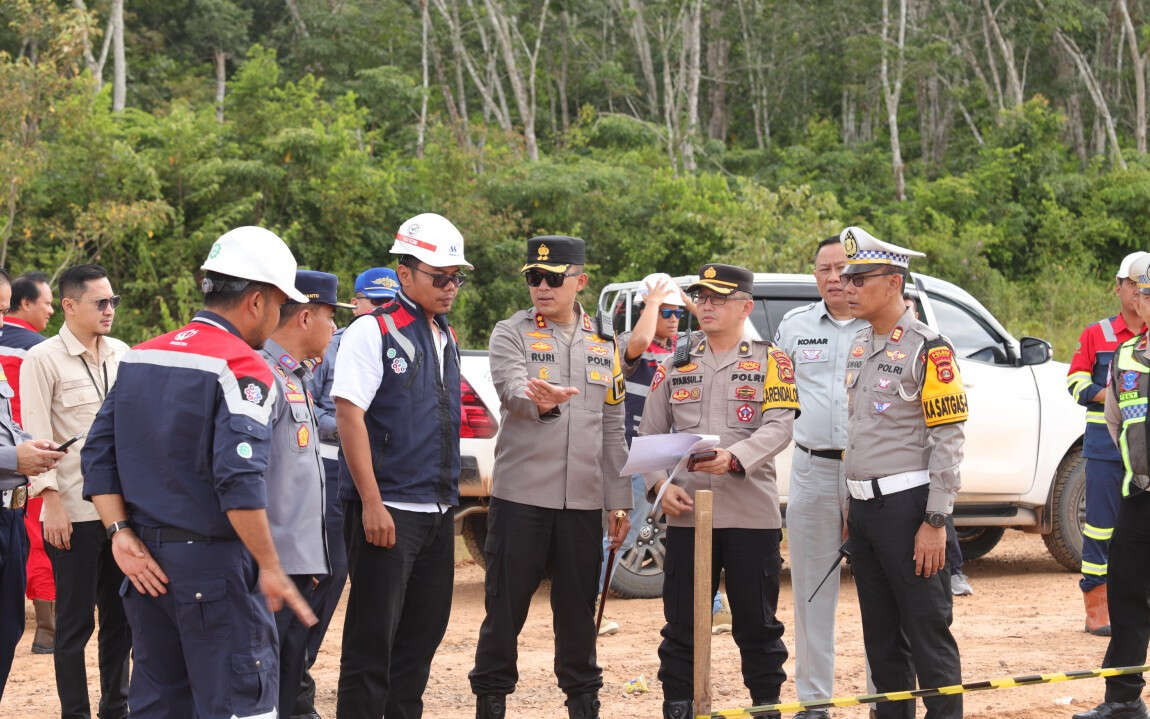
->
[712, 592, 732, 634]
[598, 619, 619, 636]
[950, 571, 974, 596]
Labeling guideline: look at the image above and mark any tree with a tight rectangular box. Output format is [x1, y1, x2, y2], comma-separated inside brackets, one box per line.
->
[881, 0, 909, 201]
[187, 0, 252, 123]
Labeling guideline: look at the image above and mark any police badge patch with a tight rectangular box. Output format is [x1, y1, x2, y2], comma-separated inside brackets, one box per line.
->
[1123, 370, 1140, 392]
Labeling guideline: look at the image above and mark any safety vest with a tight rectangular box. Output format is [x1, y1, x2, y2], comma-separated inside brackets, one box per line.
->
[1113, 337, 1150, 496]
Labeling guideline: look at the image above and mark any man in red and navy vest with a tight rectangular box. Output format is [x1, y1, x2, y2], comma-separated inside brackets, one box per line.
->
[82, 227, 315, 719]
[333, 213, 469, 719]
[1067, 251, 1149, 636]
[0, 272, 56, 654]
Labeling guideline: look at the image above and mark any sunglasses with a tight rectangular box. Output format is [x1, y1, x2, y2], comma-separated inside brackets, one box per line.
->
[659, 308, 686, 319]
[525, 269, 581, 288]
[840, 271, 899, 287]
[84, 295, 122, 311]
[413, 266, 467, 289]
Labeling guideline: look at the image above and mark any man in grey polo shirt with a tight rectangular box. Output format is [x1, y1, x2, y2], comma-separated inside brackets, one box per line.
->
[773, 236, 867, 717]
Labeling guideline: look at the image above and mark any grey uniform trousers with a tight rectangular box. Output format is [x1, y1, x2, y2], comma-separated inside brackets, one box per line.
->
[787, 448, 849, 702]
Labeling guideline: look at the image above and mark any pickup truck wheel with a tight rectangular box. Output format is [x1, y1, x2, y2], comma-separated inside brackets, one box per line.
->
[609, 509, 668, 599]
[461, 513, 488, 569]
[1042, 447, 1086, 572]
[956, 526, 1005, 561]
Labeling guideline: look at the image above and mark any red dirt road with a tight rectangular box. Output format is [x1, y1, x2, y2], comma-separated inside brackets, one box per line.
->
[3, 531, 1125, 718]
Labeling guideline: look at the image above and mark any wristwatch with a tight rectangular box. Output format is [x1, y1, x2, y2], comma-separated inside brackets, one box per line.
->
[924, 511, 949, 528]
[106, 520, 131, 540]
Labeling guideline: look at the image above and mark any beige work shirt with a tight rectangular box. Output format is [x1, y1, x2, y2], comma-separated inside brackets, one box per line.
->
[22, 323, 128, 522]
[843, 308, 965, 514]
[638, 332, 799, 529]
[488, 304, 631, 511]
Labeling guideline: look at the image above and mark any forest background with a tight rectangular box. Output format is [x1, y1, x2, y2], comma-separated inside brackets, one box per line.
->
[3, 0, 1149, 355]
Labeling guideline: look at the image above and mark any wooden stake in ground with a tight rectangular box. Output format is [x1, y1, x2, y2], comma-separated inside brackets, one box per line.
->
[693, 489, 714, 717]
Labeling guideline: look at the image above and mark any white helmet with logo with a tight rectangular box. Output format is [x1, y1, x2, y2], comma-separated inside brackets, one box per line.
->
[389, 213, 473, 269]
[201, 226, 308, 303]
[638, 272, 685, 306]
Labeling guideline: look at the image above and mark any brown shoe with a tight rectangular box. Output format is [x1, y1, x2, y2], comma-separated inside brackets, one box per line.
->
[31, 599, 55, 654]
[1084, 585, 1112, 636]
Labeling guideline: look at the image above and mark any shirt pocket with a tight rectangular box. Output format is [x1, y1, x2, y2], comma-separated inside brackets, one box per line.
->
[582, 366, 610, 407]
[727, 382, 763, 429]
[60, 379, 101, 418]
[669, 392, 703, 431]
[288, 402, 312, 452]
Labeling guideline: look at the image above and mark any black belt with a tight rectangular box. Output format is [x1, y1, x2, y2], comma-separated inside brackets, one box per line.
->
[795, 443, 843, 461]
[135, 525, 230, 544]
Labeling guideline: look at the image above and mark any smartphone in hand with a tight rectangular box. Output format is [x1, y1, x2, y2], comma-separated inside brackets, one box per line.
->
[54, 435, 82, 452]
[687, 450, 717, 472]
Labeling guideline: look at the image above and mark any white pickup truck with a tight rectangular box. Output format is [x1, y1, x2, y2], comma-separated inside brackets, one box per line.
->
[451, 272, 1088, 599]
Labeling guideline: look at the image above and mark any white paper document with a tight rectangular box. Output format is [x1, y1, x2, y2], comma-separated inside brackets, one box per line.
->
[622, 433, 720, 517]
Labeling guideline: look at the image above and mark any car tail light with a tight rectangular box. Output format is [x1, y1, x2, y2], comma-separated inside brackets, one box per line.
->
[460, 377, 497, 439]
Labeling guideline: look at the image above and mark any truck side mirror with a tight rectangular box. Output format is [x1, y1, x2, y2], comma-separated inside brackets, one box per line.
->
[1018, 336, 1052, 366]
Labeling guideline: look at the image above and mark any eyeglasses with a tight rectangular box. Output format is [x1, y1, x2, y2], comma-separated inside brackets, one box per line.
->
[659, 308, 686, 319]
[525, 269, 581, 288]
[839, 271, 899, 288]
[413, 266, 467, 289]
[690, 292, 748, 307]
[84, 295, 121, 311]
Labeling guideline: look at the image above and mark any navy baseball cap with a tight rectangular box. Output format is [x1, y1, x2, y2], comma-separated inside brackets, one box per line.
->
[295, 270, 354, 309]
[354, 267, 400, 300]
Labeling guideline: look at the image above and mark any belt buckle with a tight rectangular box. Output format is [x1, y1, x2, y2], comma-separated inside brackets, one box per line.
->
[12, 485, 27, 509]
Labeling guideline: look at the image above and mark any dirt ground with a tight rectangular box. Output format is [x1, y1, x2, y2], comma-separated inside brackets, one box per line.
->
[3, 530, 1129, 718]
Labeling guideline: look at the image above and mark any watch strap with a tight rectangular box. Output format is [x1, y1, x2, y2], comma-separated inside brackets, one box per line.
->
[106, 520, 131, 540]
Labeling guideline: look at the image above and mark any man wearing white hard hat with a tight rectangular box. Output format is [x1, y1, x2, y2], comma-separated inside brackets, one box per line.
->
[840, 226, 964, 719]
[1067, 251, 1149, 637]
[333, 213, 471, 719]
[81, 226, 316, 719]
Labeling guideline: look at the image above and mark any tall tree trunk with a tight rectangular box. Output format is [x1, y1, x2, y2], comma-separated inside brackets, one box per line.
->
[285, 0, 310, 37]
[1048, 14, 1128, 169]
[214, 48, 226, 123]
[981, 0, 1023, 106]
[734, 0, 765, 148]
[111, 0, 125, 111]
[432, 0, 511, 131]
[705, 2, 730, 142]
[417, 0, 430, 158]
[881, 0, 907, 201]
[1118, 0, 1147, 154]
[559, 9, 570, 131]
[482, 0, 550, 162]
[681, 0, 702, 171]
[622, 0, 660, 120]
[72, 0, 98, 76]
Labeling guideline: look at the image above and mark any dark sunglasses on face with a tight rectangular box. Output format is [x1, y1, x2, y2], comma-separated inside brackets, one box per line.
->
[87, 295, 122, 311]
[524, 269, 580, 288]
[659, 308, 686, 319]
[413, 266, 467, 289]
[840, 271, 899, 288]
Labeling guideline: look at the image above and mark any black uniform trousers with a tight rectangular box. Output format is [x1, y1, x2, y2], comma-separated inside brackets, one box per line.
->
[44, 519, 131, 719]
[848, 484, 962, 719]
[276, 574, 322, 718]
[657, 525, 787, 702]
[1101, 490, 1150, 702]
[0, 506, 26, 704]
[337, 502, 454, 719]
[469, 498, 604, 698]
[294, 464, 350, 716]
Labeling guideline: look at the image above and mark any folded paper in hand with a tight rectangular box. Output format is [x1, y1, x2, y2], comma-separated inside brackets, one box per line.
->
[621, 433, 720, 517]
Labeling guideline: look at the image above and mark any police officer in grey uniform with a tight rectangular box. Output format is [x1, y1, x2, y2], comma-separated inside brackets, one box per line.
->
[773, 237, 867, 717]
[641, 263, 799, 719]
[0, 268, 64, 702]
[261, 269, 346, 716]
[841, 227, 965, 719]
[470, 236, 631, 719]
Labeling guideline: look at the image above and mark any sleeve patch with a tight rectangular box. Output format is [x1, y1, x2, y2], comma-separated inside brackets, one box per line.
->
[605, 344, 626, 405]
[651, 364, 667, 391]
[921, 341, 968, 426]
[762, 351, 800, 411]
[238, 376, 270, 407]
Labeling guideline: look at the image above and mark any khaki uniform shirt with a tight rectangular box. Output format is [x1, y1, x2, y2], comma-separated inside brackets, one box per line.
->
[23, 324, 128, 522]
[488, 304, 631, 511]
[843, 308, 966, 514]
[260, 338, 328, 577]
[638, 332, 799, 529]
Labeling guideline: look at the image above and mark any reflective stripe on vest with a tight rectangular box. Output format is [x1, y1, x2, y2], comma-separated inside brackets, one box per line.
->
[1100, 317, 1117, 343]
[381, 312, 416, 362]
[1114, 341, 1150, 496]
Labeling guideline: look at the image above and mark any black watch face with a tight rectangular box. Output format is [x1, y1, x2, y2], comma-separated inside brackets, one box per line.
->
[927, 513, 946, 528]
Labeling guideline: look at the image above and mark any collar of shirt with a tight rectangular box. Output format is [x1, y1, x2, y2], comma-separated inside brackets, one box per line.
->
[1110, 313, 1145, 339]
[396, 289, 453, 337]
[58, 321, 111, 361]
[263, 336, 310, 381]
[193, 310, 244, 339]
[4, 316, 38, 333]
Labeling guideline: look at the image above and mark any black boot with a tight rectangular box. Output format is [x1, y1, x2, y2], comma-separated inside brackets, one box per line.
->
[1072, 699, 1150, 719]
[565, 693, 600, 719]
[751, 696, 782, 719]
[662, 700, 692, 719]
[476, 695, 506, 719]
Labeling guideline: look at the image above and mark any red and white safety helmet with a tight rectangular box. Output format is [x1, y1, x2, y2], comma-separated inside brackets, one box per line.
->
[389, 213, 473, 269]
